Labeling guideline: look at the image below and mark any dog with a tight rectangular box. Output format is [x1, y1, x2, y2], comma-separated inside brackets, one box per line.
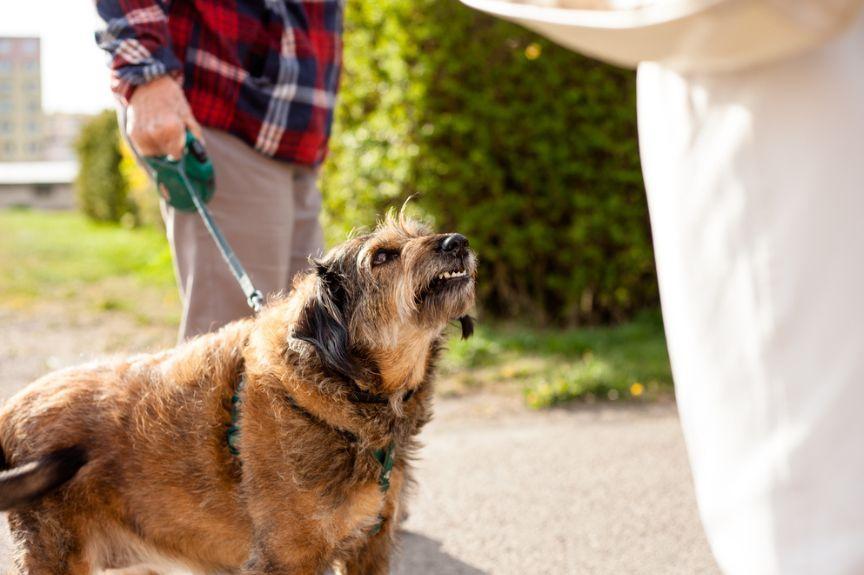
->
[0, 213, 476, 574]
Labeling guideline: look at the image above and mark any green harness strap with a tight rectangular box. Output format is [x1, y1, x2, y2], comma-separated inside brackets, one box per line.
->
[227, 378, 395, 533]
[372, 441, 396, 493]
[368, 441, 396, 535]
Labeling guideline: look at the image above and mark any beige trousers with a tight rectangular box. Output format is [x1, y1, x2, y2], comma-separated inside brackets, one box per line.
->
[162, 128, 323, 341]
[638, 10, 864, 575]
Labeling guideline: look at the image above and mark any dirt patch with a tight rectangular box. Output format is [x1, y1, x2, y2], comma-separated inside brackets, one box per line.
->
[0, 305, 175, 400]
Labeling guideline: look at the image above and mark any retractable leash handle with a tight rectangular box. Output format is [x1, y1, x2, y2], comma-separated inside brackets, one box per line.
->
[144, 131, 215, 212]
[131, 130, 265, 313]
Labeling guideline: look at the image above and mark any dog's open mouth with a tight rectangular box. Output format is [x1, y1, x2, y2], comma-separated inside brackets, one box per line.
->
[435, 268, 468, 281]
[430, 265, 470, 290]
[417, 264, 472, 303]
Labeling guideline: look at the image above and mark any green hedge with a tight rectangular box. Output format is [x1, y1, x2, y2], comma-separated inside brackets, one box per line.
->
[323, 0, 657, 325]
[75, 110, 134, 224]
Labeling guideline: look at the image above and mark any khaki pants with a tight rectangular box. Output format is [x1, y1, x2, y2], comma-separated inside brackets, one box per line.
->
[162, 128, 323, 341]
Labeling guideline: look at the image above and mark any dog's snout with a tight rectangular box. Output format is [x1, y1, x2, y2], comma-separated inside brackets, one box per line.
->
[439, 233, 468, 255]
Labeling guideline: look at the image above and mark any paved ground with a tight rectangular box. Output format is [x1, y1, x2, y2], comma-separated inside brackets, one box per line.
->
[0, 307, 719, 574]
[393, 397, 719, 574]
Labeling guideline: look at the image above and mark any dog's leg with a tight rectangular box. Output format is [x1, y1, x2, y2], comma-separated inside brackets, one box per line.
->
[339, 521, 394, 575]
[7, 509, 92, 575]
[241, 538, 332, 575]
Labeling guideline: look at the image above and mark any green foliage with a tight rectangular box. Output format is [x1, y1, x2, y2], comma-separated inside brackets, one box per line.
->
[325, 0, 657, 325]
[441, 311, 672, 408]
[120, 140, 163, 228]
[0, 210, 177, 324]
[75, 110, 135, 224]
[0, 210, 671, 406]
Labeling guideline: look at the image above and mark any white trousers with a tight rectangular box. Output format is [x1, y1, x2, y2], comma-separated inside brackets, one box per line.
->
[637, 13, 864, 575]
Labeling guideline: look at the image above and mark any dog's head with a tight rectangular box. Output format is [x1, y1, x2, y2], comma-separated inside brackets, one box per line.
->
[292, 213, 476, 392]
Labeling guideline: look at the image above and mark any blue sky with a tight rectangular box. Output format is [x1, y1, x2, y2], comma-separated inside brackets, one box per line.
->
[1, 0, 115, 114]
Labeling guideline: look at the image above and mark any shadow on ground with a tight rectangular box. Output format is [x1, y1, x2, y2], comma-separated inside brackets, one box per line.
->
[394, 532, 487, 574]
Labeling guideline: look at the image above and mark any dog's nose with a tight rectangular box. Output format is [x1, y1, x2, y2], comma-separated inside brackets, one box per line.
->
[440, 233, 469, 254]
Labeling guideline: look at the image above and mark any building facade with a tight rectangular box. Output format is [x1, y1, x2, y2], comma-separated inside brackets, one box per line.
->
[0, 161, 76, 210]
[43, 112, 89, 161]
[0, 37, 44, 161]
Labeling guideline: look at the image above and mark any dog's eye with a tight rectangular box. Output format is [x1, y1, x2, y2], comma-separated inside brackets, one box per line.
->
[372, 249, 399, 267]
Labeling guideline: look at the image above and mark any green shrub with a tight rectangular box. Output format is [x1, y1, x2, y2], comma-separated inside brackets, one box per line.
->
[324, 0, 657, 325]
[120, 140, 163, 228]
[75, 110, 135, 224]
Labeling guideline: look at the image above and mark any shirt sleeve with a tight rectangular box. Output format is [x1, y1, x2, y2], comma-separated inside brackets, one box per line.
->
[94, 0, 183, 105]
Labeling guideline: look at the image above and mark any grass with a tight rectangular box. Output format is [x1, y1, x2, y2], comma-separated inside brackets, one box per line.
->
[0, 208, 179, 326]
[441, 312, 673, 407]
[0, 209, 673, 407]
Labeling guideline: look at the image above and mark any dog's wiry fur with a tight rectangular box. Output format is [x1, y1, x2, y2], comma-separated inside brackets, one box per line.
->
[0, 214, 476, 574]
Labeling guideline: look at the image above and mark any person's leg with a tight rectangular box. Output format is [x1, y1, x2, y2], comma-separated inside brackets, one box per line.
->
[637, 12, 864, 575]
[164, 129, 316, 340]
[287, 166, 324, 287]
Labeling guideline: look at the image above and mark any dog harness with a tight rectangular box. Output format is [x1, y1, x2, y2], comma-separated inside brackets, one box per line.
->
[227, 374, 400, 533]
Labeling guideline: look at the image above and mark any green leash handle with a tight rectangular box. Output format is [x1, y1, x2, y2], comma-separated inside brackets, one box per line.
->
[144, 132, 216, 212]
[128, 127, 264, 313]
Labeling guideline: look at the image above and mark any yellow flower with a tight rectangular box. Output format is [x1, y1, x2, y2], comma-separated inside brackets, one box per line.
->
[630, 382, 645, 397]
[500, 366, 517, 378]
[525, 43, 542, 60]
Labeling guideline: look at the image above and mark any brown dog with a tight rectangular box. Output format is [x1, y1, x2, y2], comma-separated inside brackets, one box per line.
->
[0, 214, 476, 574]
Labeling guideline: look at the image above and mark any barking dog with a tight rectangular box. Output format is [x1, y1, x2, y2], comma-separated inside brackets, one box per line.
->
[0, 214, 476, 574]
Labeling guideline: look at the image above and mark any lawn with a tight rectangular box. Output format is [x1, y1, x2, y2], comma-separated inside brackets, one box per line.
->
[0, 208, 178, 326]
[0, 209, 674, 406]
[441, 311, 672, 407]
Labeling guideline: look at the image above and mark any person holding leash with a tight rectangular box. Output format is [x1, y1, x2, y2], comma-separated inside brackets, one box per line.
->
[462, 0, 864, 573]
[95, 0, 343, 340]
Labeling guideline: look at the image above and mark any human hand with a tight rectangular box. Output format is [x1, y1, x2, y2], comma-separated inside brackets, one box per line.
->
[126, 75, 203, 159]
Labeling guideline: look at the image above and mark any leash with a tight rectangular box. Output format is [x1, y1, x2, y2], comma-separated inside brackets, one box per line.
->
[121, 112, 264, 313]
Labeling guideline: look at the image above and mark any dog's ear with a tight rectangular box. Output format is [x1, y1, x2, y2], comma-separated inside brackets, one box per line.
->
[294, 261, 359, 381]
[459, 315, 475, 340]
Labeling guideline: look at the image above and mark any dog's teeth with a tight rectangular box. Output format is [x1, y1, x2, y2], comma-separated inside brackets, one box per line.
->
[437, 270, 467, 281]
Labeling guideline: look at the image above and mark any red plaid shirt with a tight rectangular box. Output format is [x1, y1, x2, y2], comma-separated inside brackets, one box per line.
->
[96, 0, 343, 166]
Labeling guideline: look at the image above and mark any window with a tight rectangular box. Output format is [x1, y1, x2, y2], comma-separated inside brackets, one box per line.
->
[22, 40, 38, 55]
[0, 40, 10, 54]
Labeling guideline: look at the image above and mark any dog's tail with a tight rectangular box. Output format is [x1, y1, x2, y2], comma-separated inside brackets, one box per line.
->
[0, 445, 87, 510]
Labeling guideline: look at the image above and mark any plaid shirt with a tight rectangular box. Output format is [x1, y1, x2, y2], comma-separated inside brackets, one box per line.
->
[96, 0, 343, 166]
